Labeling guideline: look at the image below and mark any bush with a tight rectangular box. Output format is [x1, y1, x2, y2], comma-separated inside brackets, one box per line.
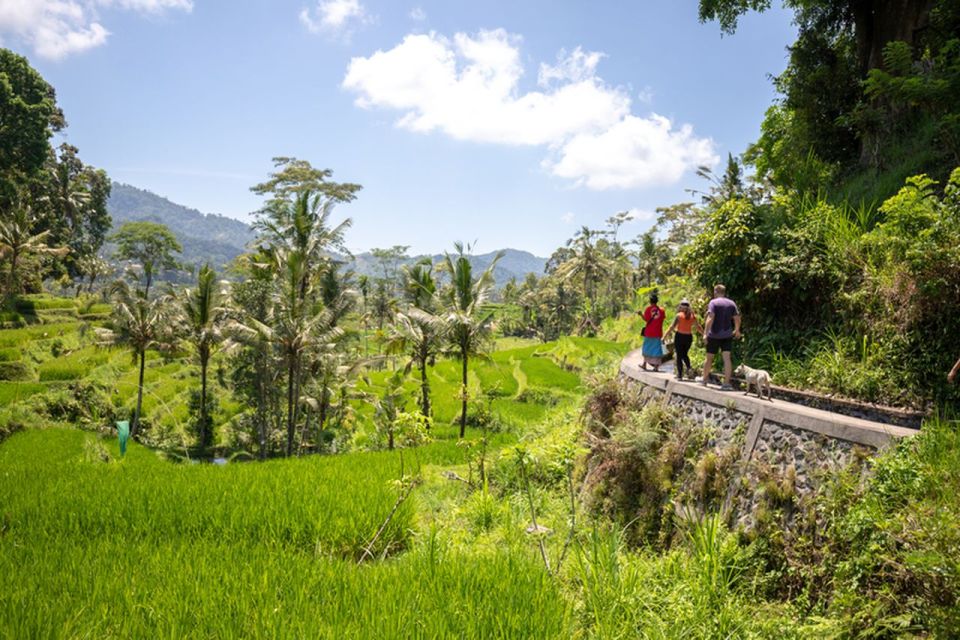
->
[0, 360, 32, 381]
[0, 347, 20, 362]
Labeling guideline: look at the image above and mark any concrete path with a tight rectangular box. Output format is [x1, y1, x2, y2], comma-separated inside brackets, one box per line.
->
[620, 349, 916, 449]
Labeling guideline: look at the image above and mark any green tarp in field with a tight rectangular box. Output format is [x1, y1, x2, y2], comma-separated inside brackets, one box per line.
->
[116, 420, 130, 457]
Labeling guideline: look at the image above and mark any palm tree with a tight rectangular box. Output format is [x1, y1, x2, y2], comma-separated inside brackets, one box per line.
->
[385, 308, 444, 419]
[255, 190, 350, 305]
[633, 231, 661, 287]
[248, 189, 353, 456]
[231, 250, 345, 456]
[441, 243, 502, 438]
[111, 282, 168, 437]
[0, 196, 68, 305]
[179, 264, 226, 450]
[555, 226, 613, 310]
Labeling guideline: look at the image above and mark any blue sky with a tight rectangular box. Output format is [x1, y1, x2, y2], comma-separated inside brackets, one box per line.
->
[1, 1, 795, 256]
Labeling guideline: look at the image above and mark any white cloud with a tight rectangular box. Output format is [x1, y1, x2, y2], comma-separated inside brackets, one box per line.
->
[343, 29, 716, 190]
[409, 6, 425, 21]
[537, 47, 604, 86]
[547, 115, 717, 190]
[625, 207, 655, 222]
[560, 212, 575, 224]
[0, 0, 191, 60]
[300, 0, 368, 37]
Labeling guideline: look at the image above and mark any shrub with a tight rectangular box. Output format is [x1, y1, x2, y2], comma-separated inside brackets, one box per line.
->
[0, 347, 20, 362]
[0, 360, 32, 381]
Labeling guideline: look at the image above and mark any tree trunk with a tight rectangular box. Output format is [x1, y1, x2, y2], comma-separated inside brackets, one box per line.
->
[286, 356, 296, 457]
[200, 350, 209, 450]
[419, 355, 431, 421]
[853, 0, 934, 75]
[256, 344, 268, 460]
[459, 349, 468, 439]
[133, 349, 146, 436]
[318, 387, 329, 444]
[6, 248, 19, 306]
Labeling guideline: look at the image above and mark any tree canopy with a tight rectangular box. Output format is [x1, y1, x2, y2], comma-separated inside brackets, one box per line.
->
[111, 221, 182, 296]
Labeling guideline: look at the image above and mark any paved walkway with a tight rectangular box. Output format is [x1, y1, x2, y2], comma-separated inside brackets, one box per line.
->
[620, 349, 916, 448]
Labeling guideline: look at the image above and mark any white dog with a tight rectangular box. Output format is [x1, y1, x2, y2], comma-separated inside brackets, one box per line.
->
[735, 364, 772, 401]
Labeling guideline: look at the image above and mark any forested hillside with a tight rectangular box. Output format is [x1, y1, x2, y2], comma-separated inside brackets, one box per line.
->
[108, 183, 255, 271]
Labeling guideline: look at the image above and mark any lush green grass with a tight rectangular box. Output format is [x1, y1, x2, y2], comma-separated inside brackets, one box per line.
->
[0, 428, 572, 639]
[37, 346, 113, 382]
[0, 322, 79, 349]
[0, 429, 415, 555]
[1, 538, 569, 639]
[0, 382, 48, 405]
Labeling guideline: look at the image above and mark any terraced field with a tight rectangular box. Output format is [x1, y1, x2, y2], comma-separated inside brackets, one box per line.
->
[0, 297, 631, 637]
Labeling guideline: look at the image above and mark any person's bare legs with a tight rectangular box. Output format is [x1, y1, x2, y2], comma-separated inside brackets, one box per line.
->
[722, 351, 733, 387]
[702, 352, 715, 385]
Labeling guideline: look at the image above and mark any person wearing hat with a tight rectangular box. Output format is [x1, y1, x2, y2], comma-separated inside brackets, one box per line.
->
[664, 298, 702, 381]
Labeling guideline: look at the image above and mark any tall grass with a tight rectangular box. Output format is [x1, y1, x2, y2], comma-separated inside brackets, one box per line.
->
[0, 428, 573, 638]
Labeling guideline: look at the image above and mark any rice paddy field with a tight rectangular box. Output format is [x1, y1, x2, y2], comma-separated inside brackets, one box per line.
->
[0, 298, 633, 638]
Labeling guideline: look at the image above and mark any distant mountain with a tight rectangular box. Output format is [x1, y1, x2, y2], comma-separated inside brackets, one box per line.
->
[346, 249, 546, 288]
[107, 182, 255, 270]
[107, 183, 546, 284]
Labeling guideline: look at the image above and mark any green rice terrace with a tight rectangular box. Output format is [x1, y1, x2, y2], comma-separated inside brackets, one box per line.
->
[1, 294, 959, 638]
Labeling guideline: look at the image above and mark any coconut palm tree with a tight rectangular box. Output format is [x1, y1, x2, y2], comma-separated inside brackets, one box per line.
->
[554, 226, 613, 311]
[0, 196, 68, 305]
[111, 282, 169, 437]
[385, 259, 443, 418]
[231, 249, 345, 456]
[441, 243, 502, 438]
[385, 308, 444, 419]
[179, 264, 226, 450]
[255, 190, 350, 305]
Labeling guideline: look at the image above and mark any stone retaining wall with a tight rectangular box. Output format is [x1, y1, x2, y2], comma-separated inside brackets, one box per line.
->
[619, 350, 917, 527]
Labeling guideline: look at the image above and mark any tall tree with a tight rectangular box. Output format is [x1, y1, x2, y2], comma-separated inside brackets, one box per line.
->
[251, 157, 362, 205]
[179, 264, 226, 450]
[0, 49, 65, 203]
[388, 260, 442, 418]
[0, 195, 67, 304]
[111, 221, 182, 297]
[555, 226, 613, 313]
[441, 243, 502, 438]
[111, 282, 169, 437]
[44, 143, 111, 273]
[698, 0, 936, 74]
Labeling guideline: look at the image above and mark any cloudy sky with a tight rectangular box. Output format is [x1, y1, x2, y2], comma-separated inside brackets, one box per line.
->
[0, 0, 794, 255]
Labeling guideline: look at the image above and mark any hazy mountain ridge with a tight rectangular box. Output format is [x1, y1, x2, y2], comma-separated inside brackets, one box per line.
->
[107, 182, 255, 270]
[346, 249, 546, 287]
[107, 183, 546, 282]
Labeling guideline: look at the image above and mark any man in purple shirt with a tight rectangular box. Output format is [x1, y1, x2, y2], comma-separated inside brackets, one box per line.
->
[701, 284, 741, 390]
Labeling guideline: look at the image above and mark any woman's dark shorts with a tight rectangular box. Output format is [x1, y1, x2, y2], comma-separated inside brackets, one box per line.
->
[705, 336, 732, 354]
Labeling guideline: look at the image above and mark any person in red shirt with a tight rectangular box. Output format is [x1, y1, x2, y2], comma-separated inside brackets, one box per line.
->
[638, 293, 666, 371]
